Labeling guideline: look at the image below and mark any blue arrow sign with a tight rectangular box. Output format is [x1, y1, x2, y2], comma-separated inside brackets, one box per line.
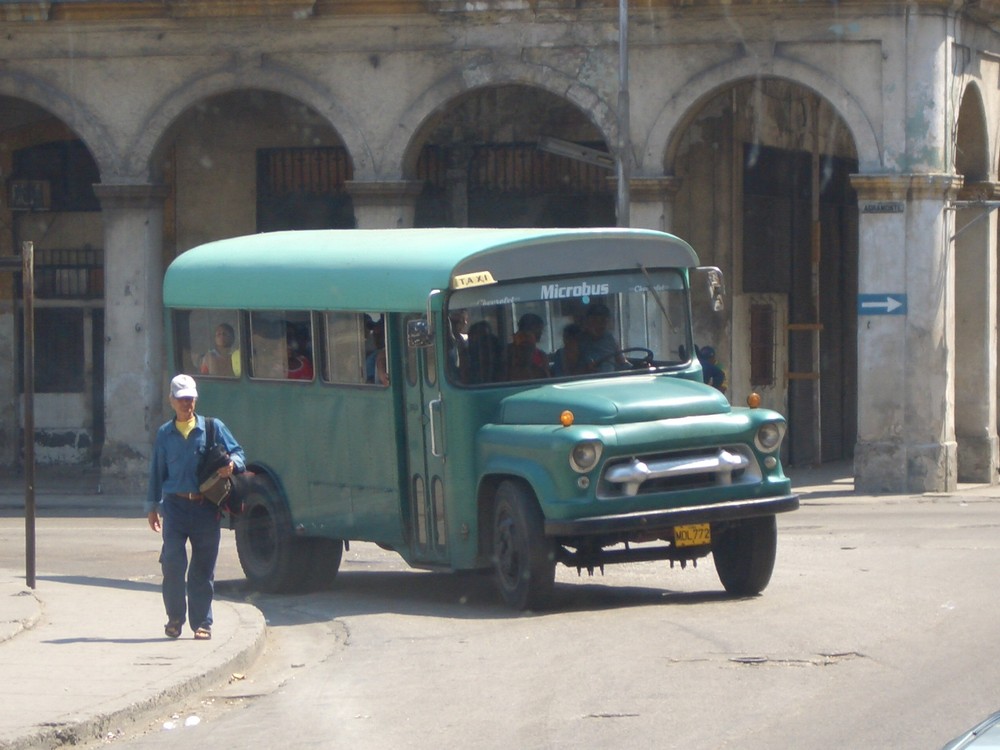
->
[858, 294, 907, 315]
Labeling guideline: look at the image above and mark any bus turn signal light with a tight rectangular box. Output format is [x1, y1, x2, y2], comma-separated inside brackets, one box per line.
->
[747, 393, 762, 408]
[560, 410, 574, 427]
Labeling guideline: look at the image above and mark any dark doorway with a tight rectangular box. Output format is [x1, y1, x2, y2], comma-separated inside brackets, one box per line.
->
[742, 144, 858, 465]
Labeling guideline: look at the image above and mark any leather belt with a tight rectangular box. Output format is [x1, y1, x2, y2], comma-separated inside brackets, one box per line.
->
[173, 492, 204, 501]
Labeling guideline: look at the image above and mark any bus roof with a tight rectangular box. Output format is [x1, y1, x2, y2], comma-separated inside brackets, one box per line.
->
[163, 228, 700, 312]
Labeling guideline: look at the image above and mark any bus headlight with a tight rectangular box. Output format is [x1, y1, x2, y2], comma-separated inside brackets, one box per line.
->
[754, 422, 786, 453]
[570, 441, 603, 473]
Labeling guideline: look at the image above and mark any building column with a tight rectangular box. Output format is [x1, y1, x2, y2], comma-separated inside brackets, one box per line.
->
[851, 174, 962, 493]
[93, 183, 169, 493]
[954, 182, 999, 484]
[345, 180, 424, 229]
[628, 176, 682, 232]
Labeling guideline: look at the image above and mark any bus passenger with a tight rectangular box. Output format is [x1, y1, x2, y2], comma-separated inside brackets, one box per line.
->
[374, 348, 389, 386]
[579, 303, 626, 373]
[287, 327, 313, 380]
[447, 310, 470, 382]
[504, 313, 550, 381]
[466, 320, 502, 384]
[200, 323, 240, 377]
[287, 346, 314, 380]
[366, 318, 387, 385]
[551, 323, 583, 377]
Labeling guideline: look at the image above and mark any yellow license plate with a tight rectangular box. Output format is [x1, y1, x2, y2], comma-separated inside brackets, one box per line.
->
[674, 523, 711, 548]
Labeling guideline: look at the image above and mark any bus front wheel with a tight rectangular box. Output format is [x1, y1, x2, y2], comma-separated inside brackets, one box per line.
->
[492, 480, 556, 611]
[235, 476, 308, 592]
[711, 515, 777, 596]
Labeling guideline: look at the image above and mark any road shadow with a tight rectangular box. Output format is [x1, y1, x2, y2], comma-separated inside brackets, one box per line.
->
[43, 636, 170, 645]
[0, 503, 136, 520]
[216, 567, 738, 625]
[37, 574, 159, 593]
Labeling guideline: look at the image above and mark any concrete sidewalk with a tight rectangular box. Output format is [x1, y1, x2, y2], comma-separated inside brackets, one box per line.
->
[0, 470, 266, 750]
[0, 569, 264, 750]
[0, 461, 997, 750]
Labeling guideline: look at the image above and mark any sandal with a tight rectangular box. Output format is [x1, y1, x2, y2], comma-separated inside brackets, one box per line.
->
[164, 620, 183, 639]
[194, 626, 212, 641]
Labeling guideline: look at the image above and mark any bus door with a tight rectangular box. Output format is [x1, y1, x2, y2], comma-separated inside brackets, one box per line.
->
[401, 314, 449, 564]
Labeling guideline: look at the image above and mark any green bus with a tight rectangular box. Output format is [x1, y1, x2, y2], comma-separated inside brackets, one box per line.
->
[164, 228, 798, 609]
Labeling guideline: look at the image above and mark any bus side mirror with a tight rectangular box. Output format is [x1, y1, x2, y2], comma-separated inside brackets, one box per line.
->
[409, 288, 441, 348]
[407, 318, 433, 348]
[696, 266, 726, 312]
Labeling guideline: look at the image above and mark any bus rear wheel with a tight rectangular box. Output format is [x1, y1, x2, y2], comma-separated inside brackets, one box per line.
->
[492, 480, 555, 611]
[235, 476, 309, 592]
[711, 515, 777, 596]
[301, 537, 344, 590]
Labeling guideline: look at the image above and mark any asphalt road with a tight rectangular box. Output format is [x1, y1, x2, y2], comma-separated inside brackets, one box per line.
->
[2, 490, 998, 749]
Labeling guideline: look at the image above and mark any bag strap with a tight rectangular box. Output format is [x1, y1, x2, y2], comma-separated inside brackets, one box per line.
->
[205, 416, 217, 448]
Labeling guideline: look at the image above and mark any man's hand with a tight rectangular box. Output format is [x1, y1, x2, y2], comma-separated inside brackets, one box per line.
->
[147, 510, 161, 532]
[217, 460, 235, 478]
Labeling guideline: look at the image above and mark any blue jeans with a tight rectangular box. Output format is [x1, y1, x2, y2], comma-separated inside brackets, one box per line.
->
[160, 495, 221, 631]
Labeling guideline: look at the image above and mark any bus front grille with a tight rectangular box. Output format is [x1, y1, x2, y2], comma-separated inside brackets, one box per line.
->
[598, 446, 761, 498]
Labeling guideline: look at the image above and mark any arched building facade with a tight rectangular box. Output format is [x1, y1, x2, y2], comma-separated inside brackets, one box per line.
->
[0, 0, 996, 494]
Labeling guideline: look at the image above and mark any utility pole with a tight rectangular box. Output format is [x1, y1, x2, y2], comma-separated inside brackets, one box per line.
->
[616, 0, 631, 227]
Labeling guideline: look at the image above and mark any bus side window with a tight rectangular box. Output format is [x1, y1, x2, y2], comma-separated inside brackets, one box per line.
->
[249, 311, 289, 380]
[173, 309, 241, 378]
[322, 311, 387, 387]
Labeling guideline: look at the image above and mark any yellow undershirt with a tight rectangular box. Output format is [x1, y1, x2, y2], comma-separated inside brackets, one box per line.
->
[175, 416, 196, 439]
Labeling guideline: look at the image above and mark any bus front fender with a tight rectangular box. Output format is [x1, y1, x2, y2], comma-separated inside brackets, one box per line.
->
[476, 424, 603, 505]
[477, 455, 562, 506]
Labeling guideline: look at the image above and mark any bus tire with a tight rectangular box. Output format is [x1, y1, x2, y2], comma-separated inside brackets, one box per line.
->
[301, 537, 344, 591]
[711, 515, 777, 596]
[235, 476, 309, 593]
[492, 480, 556, 611]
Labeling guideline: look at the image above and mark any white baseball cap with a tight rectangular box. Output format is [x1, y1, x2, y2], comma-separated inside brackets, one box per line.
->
[170, 374, 198, 399]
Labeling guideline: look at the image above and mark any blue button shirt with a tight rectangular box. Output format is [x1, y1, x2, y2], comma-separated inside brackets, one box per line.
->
[145, 414, 246, 514]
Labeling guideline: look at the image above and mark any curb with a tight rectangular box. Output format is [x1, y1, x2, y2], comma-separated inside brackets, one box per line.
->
[0, 599, 266, 750]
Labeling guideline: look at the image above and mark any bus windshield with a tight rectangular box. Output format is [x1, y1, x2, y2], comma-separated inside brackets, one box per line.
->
[445, 268, 692, 386]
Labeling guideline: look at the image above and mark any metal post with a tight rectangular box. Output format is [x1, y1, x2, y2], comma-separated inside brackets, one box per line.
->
[810, 98, 822, 466]
[616, 0, 631, 227]
[22, 241, 36, 589]
[0, 246, 35, 587]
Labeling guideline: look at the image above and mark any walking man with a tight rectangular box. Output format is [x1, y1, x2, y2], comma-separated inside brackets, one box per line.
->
[145, 374, 245, 640]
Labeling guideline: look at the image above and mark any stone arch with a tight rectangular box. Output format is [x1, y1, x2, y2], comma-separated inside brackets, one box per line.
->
[955, 81, 989, 183]
[122, 64, 372, 182]
[390, 62, 617, 179]
[663, 70, 862, 467]
[645, 58, 880, 176]
[0, 70, 120, 178]
[393, 79, 617, 228]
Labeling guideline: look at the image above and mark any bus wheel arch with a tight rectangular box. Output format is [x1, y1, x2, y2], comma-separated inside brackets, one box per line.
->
[488, 477, 556, 611]
[234, 473, 311, 592]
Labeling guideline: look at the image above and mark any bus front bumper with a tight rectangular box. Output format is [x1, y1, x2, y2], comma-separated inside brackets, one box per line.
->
[544, 494, 799, 538]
